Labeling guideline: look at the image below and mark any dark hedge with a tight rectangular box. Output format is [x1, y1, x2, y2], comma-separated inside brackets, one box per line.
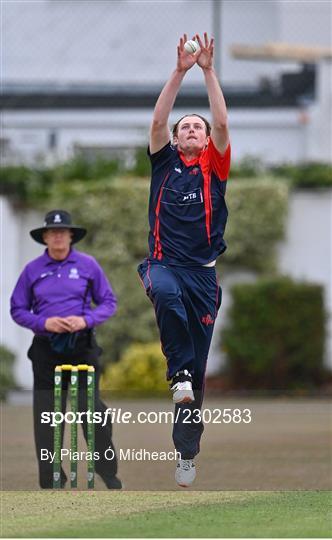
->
[222, 278, 326, 390]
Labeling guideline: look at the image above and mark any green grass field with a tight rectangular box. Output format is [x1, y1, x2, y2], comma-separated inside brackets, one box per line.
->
[2, 399, 331, 537]
[1, 490, 331, 538]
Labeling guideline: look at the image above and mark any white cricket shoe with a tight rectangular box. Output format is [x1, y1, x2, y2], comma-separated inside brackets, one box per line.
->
[175, 459, 196, 487]
[170, 370, 194, 403]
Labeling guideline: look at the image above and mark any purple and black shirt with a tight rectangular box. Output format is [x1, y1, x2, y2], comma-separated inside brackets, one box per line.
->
[10, 248, 117, 336]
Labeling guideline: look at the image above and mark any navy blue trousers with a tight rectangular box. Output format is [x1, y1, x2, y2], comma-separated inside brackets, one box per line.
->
[138, 258, 222, 459]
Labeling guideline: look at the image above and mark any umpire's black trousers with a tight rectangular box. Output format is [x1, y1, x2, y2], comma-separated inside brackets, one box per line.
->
[28, 330, 118, 488]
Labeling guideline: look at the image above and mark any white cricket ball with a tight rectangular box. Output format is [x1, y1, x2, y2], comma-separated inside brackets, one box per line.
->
[184, 40, 200, 54]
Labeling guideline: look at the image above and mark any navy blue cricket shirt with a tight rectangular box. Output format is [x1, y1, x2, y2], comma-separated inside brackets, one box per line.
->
[148, 139, 231, 266]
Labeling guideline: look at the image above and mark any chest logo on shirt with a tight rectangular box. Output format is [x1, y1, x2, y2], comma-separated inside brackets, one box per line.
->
[189, 167, 200, 176]
[40, 271, 53, 278]
[69, 268, 80, 279]
[161, 187, 203, 206]
[182, 192, 197, 202]
[174, 167, 182, 174]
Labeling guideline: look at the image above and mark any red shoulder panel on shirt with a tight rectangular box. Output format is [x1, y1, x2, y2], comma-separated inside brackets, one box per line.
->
[203, 139, 231, 181]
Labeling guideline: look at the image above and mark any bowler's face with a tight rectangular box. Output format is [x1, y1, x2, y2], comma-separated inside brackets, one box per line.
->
[173, 116, 209, 154]
[43, 228, 72, 251]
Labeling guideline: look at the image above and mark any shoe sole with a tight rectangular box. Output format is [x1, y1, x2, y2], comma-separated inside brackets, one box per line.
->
[173, 395, 194, 404]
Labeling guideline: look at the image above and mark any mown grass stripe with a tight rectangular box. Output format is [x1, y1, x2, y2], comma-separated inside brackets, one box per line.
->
[2, 491, 331, 538]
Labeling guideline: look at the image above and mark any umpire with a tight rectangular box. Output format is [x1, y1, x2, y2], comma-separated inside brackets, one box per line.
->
[10, 209, 122, 489]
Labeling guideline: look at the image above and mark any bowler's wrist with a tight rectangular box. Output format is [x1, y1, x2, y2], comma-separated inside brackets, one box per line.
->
[202, 66, 215, 75]
[175, 67, 188, 76]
